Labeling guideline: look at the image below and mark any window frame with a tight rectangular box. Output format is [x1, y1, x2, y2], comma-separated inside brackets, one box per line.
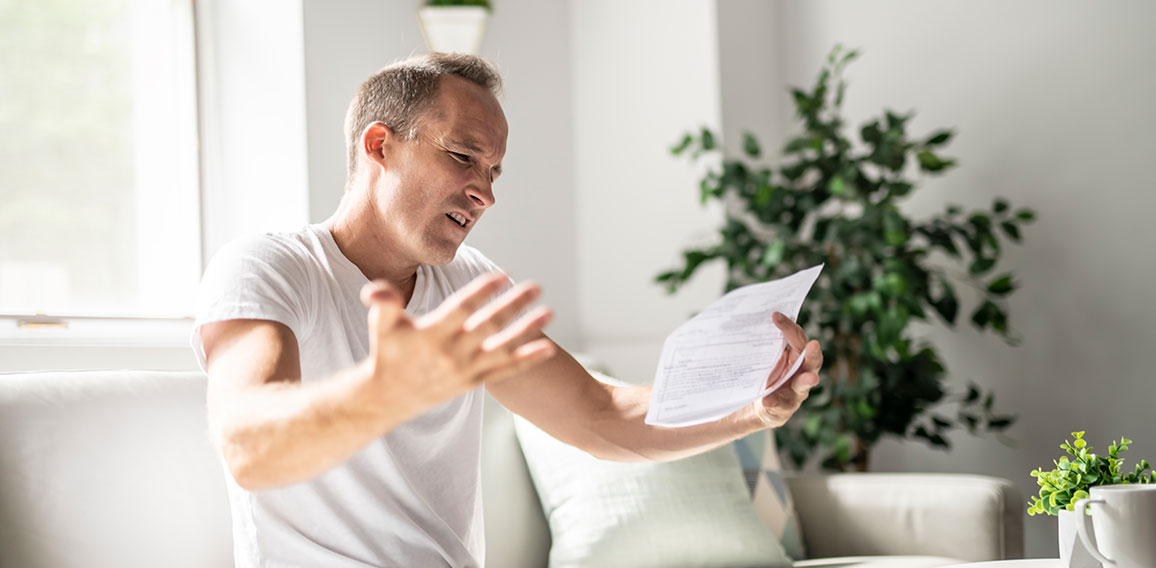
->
[0, 0, 203, 347]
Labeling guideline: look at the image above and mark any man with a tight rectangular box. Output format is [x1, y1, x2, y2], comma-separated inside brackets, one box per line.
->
[193, 53, 822, 567]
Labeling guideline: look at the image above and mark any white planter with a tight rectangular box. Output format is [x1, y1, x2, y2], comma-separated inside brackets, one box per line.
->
[1058, 508, 1100, 568]
[418, 6, 490, 55]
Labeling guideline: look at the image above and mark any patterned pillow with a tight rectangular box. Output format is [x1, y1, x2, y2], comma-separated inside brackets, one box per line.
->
[734, 430, 807, 560]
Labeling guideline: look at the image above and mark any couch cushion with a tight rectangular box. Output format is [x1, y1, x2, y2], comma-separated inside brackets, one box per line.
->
[481, 393, 551, 567]
[515, 413, 791, 568]
[0, 371, 233, 568]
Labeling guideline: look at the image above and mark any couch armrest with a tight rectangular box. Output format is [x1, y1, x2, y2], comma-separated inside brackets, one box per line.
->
[786, 473, 1023, 562]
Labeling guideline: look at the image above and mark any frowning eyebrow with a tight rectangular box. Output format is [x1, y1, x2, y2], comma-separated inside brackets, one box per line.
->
[447, 137, 503, 179]
[446, 137, 485, 154]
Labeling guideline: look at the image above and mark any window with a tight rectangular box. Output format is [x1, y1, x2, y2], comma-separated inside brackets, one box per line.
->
[0, 0, 200, 320]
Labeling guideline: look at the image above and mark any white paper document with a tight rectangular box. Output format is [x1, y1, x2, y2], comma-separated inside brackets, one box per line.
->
[644, 264, 824, 428]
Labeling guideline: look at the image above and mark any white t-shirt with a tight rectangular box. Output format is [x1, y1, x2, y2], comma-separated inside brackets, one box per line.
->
[191, 223, 504, 568]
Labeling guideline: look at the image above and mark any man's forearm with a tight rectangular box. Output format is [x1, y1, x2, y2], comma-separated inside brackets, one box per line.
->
[209, 361, 413, 491]
[584, 384, 764, 463]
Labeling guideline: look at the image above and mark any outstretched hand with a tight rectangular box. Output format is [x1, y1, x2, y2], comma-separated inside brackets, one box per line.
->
[359, 272, 556, 422]
[747, 312, 823, 429]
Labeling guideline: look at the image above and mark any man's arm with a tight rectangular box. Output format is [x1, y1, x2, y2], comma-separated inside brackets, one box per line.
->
[486, 312, 821, 463]
[202, 273, 555, 490]
[202, 318, 390, 490]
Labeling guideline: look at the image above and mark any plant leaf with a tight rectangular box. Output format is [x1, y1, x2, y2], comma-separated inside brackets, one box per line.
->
[1001, 221, 1021, 242]
[829, 176, 847, 196]
[671, 133, 693, 156]
[970, 257, 996, 275]
[925, 130, 953, 146]
[987, 274, 1016, 296]
[743, 132, 761, 158]
[700, 128, 717, 151]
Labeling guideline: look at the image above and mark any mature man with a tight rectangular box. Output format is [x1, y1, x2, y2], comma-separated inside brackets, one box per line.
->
[192, 53, 822, 567]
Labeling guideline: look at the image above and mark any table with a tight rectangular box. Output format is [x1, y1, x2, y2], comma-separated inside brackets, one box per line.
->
[941, 561, 1061, 568]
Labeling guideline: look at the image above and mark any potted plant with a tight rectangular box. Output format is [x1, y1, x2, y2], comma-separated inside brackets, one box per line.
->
[1027, 431, 1154, 567]
[658, 45, 1030, 471]
[417, 0, 492, 55]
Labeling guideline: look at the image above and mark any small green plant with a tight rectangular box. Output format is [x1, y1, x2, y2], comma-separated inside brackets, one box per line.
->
[1027, 431, 1156, 517]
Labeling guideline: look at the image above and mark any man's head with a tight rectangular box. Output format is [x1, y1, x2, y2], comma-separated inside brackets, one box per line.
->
[340, 53, 508, 267]
[344, 53, 503, 180]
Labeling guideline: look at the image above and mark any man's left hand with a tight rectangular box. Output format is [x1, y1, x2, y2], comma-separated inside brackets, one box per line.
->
[747, 312, 823, 430]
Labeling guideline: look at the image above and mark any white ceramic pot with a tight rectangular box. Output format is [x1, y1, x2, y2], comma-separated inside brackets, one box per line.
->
[1057, 508, 1099, 568]
[417, 6, 489, 55]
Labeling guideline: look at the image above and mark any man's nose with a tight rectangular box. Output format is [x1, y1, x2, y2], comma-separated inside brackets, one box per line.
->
[466, 180, 495, 209]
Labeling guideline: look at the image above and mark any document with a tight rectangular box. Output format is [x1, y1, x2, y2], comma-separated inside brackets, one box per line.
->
[644, 264, 824, 428]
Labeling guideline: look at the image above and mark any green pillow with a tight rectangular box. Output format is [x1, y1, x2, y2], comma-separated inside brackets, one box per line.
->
[514, 413, 791, 568]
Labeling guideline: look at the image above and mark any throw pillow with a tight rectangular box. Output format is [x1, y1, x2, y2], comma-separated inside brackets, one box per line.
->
[734, 430, 807, 560]
[514, 409, 791, 567]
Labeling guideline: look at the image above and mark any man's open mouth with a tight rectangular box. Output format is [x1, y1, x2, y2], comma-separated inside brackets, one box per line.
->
[446, 212, 468, 227]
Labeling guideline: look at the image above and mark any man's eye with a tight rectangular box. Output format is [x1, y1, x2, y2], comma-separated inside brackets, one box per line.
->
[449, 152, 471, 164]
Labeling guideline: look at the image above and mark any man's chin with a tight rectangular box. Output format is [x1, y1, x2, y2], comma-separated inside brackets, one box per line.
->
[422, 240, 464, 266]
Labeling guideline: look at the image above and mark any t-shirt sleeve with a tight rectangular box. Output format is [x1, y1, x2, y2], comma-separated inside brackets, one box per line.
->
[189, 234, 313, 372]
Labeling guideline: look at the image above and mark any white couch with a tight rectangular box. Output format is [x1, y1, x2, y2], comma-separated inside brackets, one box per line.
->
[0, 371, 1023, 567]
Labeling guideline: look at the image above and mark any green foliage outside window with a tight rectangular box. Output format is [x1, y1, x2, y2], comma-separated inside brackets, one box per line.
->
[658, 46, 1032, 471]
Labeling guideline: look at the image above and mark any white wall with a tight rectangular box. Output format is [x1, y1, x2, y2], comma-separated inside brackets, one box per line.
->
[570, 0, 727, 383]
[744, 0, 1156, 557]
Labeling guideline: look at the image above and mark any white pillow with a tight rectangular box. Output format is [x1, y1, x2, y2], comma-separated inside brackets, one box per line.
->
[514, 414, 791, 568]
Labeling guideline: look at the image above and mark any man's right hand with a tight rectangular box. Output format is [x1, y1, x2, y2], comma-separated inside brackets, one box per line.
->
[202, 272, 555, 490]
[358, 272, 556, 426]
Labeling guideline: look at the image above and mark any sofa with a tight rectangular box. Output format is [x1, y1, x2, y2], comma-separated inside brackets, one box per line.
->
[0, 370, 1024, 567]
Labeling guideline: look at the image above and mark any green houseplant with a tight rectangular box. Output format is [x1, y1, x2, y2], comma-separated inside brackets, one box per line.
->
[657, 46, 1033, 471]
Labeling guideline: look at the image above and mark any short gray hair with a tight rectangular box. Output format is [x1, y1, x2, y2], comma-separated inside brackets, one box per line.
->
[343, 52, 503, 178]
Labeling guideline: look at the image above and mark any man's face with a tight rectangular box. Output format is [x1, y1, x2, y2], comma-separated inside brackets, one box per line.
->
[376, 76, 508, 266]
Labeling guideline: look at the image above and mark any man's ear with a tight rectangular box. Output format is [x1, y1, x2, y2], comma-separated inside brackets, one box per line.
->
[360, 121, 395, 169]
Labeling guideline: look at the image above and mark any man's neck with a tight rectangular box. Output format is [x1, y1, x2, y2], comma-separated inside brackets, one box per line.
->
[323, 196, 420, 305]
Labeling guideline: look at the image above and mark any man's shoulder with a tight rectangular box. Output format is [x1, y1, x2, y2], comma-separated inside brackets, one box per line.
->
[212, 225, 321, 271]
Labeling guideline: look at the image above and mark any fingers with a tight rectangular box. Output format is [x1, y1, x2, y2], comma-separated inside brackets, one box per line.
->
[764, 345, 792, 388]
[480, 305, 553, 353]
[773, 312, 807, 351]
[771, 312, 823, 377]
[462, 280, 542, 341]
[801, 339, 823, 375]
[362, 280, 405, 332]
[789, 370, 820, 395]
[475, 337, 557, 386]
[425, 272, 510, 331]
[758, 371, 820, 428]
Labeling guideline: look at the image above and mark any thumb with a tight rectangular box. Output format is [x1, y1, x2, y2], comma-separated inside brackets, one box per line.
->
[362, 280, 404, 331]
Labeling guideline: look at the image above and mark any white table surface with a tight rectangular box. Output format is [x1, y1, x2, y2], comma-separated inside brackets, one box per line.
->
[941, 561, 1061, 568]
